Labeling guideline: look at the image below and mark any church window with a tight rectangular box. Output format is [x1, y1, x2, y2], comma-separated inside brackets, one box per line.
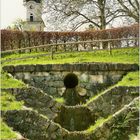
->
[30, 13, 34, 22]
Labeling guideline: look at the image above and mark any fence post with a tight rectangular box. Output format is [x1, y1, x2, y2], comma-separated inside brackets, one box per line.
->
[100, 41, 103, 49]
[108, 42, 112, 55]
[51, 46, 54, 60]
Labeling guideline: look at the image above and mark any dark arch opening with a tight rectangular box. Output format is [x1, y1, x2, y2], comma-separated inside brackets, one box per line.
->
[64, 73, 78, 88]
[30, 14, 34, 22]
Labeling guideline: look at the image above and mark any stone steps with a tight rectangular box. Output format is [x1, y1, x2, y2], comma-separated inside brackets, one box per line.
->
[2, 97, 139, 140]
[2, 87, 62, 120]
[2, 76, 139, 139]
[1, 109, 69, 140]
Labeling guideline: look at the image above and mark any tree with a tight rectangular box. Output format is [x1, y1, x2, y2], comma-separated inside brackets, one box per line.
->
[117, 0, 139, 23]
[43, 0, 120, 31]
[7, 19, 26, 31]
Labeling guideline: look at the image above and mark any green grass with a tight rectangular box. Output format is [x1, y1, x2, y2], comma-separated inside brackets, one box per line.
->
[129, 134, 137, 140]
[0, 47, 139, 138]
[1, 72, 26, 89]
[1, 72, 25, 138]
[2, 51, 49, 61]
[1, 91, 24, 111]
[85, 116, 112, 134]
[117, 71, 139, 87]
[1, 47, 138, 66]
[54, 97, 65, 104]
[129, 131, 140, 140]
[1, 119, 17, 139]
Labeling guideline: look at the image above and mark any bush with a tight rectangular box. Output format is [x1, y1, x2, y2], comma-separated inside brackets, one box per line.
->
[1, 24, 139, 51]
[64, 73, 78, 88]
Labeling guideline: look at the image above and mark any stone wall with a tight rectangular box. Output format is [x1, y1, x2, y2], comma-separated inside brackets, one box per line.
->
[2, 97, 139, 140]
[54, 105, 94, 131]
[87, 86, 139, 119]
[2, 87, 62, 120]
[3, 63, 138, 98]
[2, 110, 68, 140]
[87, 97, 139, 140]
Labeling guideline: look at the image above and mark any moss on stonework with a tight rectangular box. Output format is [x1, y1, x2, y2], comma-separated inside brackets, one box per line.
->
[54, 97, 65, 104]
[117, 71, 139, 87]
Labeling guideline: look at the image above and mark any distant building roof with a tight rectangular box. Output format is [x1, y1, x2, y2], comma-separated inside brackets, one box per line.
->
[24, 0, 41, 3]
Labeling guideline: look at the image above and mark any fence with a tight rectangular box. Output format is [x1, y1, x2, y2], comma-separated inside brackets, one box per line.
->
[1, 37, 139, 63]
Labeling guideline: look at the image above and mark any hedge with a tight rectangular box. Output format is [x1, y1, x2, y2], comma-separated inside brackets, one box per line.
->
[1, 24, 139, 51]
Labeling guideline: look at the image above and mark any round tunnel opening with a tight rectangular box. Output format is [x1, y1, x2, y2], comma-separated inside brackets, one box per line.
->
[64, 73, 78, 88]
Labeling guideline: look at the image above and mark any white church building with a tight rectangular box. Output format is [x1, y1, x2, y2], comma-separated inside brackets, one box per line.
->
[23, 0, 45, 31]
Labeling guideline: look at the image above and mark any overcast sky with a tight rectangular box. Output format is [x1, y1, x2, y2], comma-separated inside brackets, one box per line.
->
[1, 0, 26, 29]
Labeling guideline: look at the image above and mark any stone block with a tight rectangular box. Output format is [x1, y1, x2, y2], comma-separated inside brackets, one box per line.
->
[58, 87, 66, 96]
[24, 73, 31, 80]
[51, 64, 63, 71]
[72, 72, 81, 77]
[50, 132, 57, 139]
[47, 100, 56, 108]
[48, 123, 59, 132]
[43, 64, 53, 71]
[15, 65, 35, 72]
[77, 87, 87, 96]
[51, 106, 60, 113]
[33, 76, 45, 83]
[62, 64, 73, 71]
[89, 63, 99, 71]
[47, 82, 54, 87]
[44, 75, 52, 81]
[80, 73, 89, 82]
[2, 65, 15, 73]
[43, 108, 54, 119]
[55, 81, 64, 88]
[15, 73, 25, 80]
[53, 74, 63, 81]
[73, 63, 89, 71]
[35, 65, 46, 72]
[89, 75, 104, 84]
[85, 84, 91, 90]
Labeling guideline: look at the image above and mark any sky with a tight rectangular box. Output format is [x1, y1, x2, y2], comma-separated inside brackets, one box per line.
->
[0, 0, 134, 31]
[1, 0, 26, 29]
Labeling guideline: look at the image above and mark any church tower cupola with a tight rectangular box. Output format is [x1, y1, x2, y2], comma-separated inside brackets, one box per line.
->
[23, 0, 45, 31]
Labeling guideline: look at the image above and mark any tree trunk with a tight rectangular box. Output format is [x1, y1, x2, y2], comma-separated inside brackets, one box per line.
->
[98, 0, 106, 30]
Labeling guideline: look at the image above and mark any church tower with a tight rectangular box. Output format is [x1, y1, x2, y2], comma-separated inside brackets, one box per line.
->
[23, 0, 45, 31]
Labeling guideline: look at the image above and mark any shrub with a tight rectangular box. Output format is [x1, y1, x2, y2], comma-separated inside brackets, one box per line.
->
[1, 24, 139, 51]
[64, 73, 78, 88]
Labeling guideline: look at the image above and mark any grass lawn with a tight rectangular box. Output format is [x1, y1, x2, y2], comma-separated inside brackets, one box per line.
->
[1, 47, 138, 66]
[1, 91, 24, 111]
[1, 72, 25, 139]
[1, 91, 24, 139]
[117, 71, 139, 87]
[1, 72, 25, 89]
[1, 119, 17, 139]
[85, 116, 111, 134]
